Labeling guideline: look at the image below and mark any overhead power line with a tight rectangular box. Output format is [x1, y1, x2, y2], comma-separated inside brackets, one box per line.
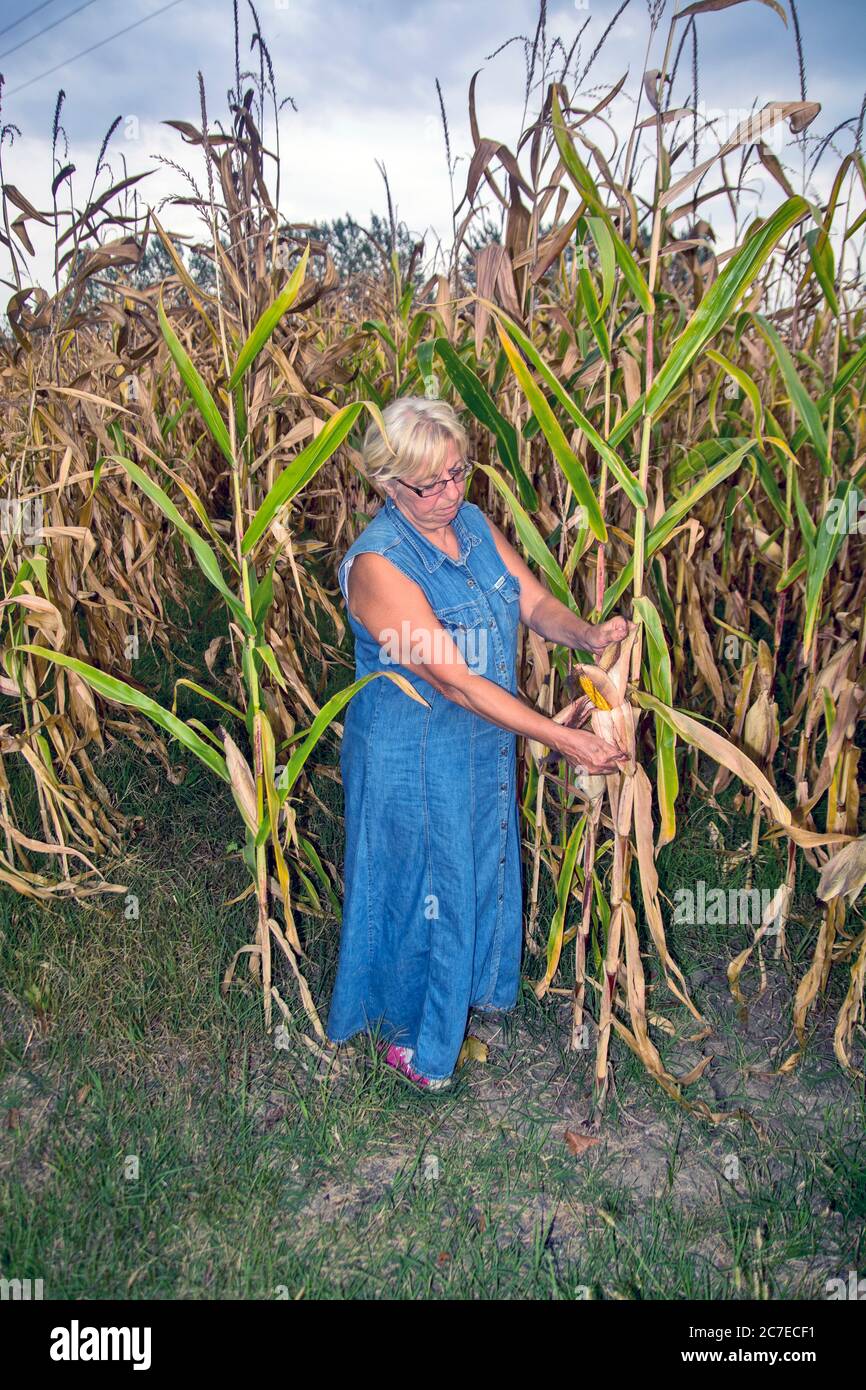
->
[0, 1, 59, 42]
[7, 0, 187, 97]
[1, 0, 104, 63]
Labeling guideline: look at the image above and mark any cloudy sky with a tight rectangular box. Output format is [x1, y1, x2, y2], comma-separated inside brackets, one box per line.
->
[2, 0, 865, 290]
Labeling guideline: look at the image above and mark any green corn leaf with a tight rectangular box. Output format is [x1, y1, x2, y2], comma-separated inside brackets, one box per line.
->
[362, 319, 399, 355]
[257, 711, 281, 858]
[551, 85, 655, 316]
[587, 215, 615, 316]
[579, 260, 612, 364]
[398, 283, 414, 321]
[803, 480, 861, 657]
[634, 596, 678, 848]
[669, 436, 748, 489]
[791, 479, 817, 552]
[754, 312, 830, 475]
[649, 445, 758, 556]
[492, 309, 647, 510]
[242, 403, 365, 555]
[251, 572, 274, 634]
[228, 243, 310, 388]
[172, 678, 244, 722]
[649, 556, 677, 633]
[541, 815, 585, 993]
[417, 338, 436, 383]
[121, 439, 238, 571]
[828, 336, 866, 399]
[645, 199, 809, 420]
[752, 448, 793, 529]
[256, 642, 288, 692]
[706, 348, 765, 446]
[251, 549, 282, 634]
[110, 453, 254, 636]
[776, 552, 808, 592]
[20, 646, 231, 785]
[576, 215, 611, 363]
[157, 291, 234, 468]
[768, 424, 817, 549]
[185, 718, 228, 751]
[298, 835, 343, 921]
[407, 311, 428, 355]
[602, 439, 758, 616]
[160, 398, 192, 440]
[432, 338, 537, 510]
[477, 463, 572, 607]
[294, 866, 322, 913]
[609, 196, 810, 448]
[496, 321, 606, 541]
[805, 226, 839, 317]
[233, 381, 247, 452]
[789, 338, 866, 459]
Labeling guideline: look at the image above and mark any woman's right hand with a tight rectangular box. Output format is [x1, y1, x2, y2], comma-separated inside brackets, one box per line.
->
[550, 724, 629, 776]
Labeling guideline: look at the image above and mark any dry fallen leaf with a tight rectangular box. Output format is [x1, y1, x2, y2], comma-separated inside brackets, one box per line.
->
[564, 1128, 600, 1156]
[457, 1035, 489, 1068]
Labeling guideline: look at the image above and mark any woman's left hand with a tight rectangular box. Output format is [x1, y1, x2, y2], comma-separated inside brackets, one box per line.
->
[579, 614, 629, 655]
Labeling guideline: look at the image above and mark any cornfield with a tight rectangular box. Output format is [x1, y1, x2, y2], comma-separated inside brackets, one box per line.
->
[2, 0, 865, 1127]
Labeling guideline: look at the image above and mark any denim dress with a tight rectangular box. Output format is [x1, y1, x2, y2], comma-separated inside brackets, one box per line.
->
[326, 493, 524, 1080]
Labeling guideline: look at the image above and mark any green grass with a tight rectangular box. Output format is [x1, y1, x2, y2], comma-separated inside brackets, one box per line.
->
[1, 590, 864, 1299]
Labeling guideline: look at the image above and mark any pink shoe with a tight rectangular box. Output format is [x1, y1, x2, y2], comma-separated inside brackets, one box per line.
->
[375, 1041, 452, 1092]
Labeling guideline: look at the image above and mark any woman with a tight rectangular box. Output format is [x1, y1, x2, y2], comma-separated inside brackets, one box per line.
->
[327, 397, 628, 1091]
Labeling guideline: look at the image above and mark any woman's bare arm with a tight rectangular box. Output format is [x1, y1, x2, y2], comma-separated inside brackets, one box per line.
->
[345, 552, 627, 775]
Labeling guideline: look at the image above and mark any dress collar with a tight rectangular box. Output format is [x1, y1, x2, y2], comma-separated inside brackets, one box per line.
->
[383, 492, 479, 572]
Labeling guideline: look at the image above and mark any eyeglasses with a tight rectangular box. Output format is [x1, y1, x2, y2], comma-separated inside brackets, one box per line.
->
[399, 460, 473, 499]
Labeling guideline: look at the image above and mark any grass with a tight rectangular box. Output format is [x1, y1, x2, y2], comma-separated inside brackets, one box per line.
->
[1, 590, 864, 1301]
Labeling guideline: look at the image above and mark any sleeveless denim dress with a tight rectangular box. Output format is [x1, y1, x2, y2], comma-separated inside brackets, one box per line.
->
[327, 493, 524, 1080]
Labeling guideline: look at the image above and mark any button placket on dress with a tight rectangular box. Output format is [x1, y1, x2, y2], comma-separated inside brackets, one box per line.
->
[479, 570, 520, 1004]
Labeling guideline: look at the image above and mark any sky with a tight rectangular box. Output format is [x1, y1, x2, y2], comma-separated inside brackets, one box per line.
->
[1, 0, 865, 291]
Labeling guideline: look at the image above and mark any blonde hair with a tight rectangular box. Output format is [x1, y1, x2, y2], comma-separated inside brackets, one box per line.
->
[361, 396, 469, 491]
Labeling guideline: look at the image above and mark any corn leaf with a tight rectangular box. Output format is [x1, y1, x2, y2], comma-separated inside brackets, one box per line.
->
[110, 453, 254, 636]
[491, 308, 647, 509]
[551, 85, 654, 315]
[433, 338, 536, 510]
[242, 403, 365, 555]
[496, 320, 607, 541]
[754, 311, 830, 475]
[602, 439, 757, 614]
[157, 290, 234, 467]
[803, 480, 861, 657]
[477, 464, 573, 608]
[634, 596, 678, 848]
[228, 242, 310, 388]
[609, 197, 810, 446]
[20, 646, 231, 784]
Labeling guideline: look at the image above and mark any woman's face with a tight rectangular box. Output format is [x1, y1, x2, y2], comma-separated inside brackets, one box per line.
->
[388, 438, 466, 526]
